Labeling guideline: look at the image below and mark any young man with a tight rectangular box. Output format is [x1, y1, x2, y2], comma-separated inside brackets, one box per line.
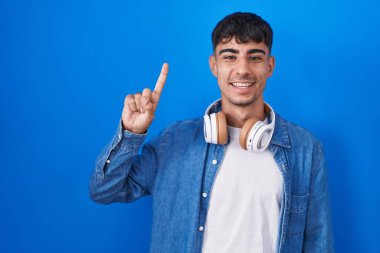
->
[90, 12, 334, 253]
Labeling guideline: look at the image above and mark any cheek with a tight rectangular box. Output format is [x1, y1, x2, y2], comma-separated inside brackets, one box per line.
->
[217, 65, 231, 78]
[256, 65, 271, 78]
[217, 76, 226, 86]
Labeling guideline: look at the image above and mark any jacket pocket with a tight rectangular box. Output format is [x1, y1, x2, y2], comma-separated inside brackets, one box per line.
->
[288, 194, 309, 252]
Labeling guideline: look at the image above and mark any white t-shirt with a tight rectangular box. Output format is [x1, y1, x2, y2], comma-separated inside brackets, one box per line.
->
[202, 126, 283, 253]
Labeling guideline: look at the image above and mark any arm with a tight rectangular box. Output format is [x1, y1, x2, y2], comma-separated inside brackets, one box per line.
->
[89, 63, 168, 204]
[303, 143, 334, 252]
[89, 122, 158, 204]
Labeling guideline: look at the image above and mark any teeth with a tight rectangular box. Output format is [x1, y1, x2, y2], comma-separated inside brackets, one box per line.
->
[231, 82, 253, 88]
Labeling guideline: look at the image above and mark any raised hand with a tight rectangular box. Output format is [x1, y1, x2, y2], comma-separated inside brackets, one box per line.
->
[122, 63, 169, 134]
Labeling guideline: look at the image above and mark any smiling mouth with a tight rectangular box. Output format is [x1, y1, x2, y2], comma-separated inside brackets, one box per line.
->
[230, 82, 255, 88]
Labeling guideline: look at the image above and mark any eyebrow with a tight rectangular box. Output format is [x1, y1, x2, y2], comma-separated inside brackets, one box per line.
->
[218, 48, 238, 55]
[248, 49, 266, 55]
[218, 48, 266, 55]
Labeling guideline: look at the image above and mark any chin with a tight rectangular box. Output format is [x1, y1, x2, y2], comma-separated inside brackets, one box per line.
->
[228, 96, 258, 107]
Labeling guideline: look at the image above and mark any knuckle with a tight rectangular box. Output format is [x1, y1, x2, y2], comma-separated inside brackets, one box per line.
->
[142, 89, 151, 99]
[125, 95, 134, 103]
[141, 96, 150, 104]
[145, 103, 153, 111]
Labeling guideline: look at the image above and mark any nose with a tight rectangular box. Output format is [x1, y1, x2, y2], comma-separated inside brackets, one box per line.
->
[235, 58, 251, 76]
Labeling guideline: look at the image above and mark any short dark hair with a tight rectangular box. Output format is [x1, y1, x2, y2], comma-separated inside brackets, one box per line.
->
[211, 12, 273, 53]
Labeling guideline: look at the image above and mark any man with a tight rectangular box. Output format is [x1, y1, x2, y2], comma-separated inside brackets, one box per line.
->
[90, 12, 334, 253]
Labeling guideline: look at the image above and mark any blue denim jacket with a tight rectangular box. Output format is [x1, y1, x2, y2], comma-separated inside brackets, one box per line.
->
[90, 104, 334, 253]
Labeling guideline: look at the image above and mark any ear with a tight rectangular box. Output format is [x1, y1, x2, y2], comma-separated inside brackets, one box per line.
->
[267, 56, 275, 78]
[209, 55, 218, 77]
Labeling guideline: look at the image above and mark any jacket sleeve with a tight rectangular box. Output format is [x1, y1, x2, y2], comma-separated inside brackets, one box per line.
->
[89, 121, 159, 204]
[303, 142, 335, 252]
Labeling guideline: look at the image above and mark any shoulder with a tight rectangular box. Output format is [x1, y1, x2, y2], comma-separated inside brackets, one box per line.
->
[159, 117, 204, 141]
[276, 114, 323, 151]
[276, 115, 326, 179]
[165, 117, 203, 131]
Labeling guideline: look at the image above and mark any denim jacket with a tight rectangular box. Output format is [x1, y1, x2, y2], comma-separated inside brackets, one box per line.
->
[90, 104, 334, 253]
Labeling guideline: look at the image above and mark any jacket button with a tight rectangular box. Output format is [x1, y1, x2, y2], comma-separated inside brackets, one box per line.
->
[106, 159, 111, 164]
[212, 159, 217, 165]
[198, 226, 204, 231]
[202, 193, 208, 198]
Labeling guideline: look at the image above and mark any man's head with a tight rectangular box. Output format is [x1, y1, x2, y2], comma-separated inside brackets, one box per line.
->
[209, 12, 275, 110]
[212, 12, 273, 54]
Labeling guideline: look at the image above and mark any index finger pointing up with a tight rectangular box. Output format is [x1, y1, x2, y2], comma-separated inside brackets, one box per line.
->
[153, 63, 169, 98]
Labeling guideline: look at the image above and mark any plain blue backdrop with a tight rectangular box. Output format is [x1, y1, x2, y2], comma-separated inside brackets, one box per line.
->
[1, 0, 379, 252]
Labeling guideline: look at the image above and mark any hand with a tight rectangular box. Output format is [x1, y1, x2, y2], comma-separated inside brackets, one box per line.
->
[121, 63, 169, 134]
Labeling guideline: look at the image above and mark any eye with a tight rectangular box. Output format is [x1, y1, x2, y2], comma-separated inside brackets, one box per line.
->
[249, 56, 262, 62]
[222, 55, 236, 60]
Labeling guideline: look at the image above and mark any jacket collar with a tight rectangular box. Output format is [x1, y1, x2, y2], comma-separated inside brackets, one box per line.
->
[271, 112, 291, 148]
[206, 99, 291, 149]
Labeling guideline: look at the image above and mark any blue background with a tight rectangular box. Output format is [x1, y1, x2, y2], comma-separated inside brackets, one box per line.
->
[1, 0, 379, 252]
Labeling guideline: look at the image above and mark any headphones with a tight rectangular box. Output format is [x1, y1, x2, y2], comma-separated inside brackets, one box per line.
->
[203, 99, 276, 152]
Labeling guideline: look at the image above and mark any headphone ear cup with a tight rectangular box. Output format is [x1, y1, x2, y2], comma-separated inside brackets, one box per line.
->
[253, 125, 272, 152]
[203, 114, 212, 143]
[239, 118, 258, 150]
[210, 113, 218, 144]
[216, 112, 228, 144]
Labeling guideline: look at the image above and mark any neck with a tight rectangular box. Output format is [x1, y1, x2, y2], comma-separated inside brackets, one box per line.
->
[221, 98, 266, 128]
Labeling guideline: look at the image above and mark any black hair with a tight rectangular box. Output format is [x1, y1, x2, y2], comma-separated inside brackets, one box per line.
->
[211, 12, 273, 53]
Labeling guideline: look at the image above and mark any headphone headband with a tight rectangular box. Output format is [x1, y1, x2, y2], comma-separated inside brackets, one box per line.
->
[203, 98, 276, 151]
[264, 102, 276, 133]
[204, 98, 275, 127]
[204, 98, 222, 116]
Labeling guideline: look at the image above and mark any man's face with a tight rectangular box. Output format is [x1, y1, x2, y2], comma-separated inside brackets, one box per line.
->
[209, 38, 275, 107]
